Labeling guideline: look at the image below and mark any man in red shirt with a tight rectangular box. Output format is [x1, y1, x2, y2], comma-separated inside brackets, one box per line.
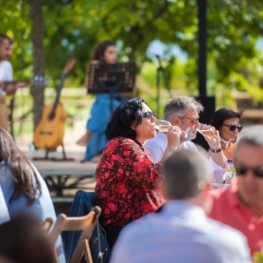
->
[209, 125, 263, 254]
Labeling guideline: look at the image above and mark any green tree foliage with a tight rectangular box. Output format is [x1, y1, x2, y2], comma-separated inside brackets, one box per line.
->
[1, 0, 263, 106]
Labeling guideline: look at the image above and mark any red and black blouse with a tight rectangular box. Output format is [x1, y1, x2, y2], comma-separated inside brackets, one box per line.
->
[95, 136, 165, 226]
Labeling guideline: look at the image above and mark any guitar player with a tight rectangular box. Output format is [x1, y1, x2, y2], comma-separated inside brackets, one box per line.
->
[0, 34, 25, 131]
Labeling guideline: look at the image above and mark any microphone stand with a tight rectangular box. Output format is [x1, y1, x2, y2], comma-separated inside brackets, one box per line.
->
[155, 55, 173, 118]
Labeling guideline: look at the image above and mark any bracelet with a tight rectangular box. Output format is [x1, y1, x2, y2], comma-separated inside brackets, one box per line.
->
[210, 148, 222, 153]
[166, 146, 177, 152]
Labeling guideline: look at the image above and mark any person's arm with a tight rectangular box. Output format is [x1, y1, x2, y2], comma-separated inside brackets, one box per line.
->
[203, 130, 226, 168]
[122, 140, 163, 189]
[4, 82, 26, 95]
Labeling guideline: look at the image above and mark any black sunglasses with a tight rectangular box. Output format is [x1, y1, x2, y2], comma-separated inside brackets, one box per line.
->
[142, 111, 155, 119]
[222, 124, 243, 132]
[234, 162, 263, 178]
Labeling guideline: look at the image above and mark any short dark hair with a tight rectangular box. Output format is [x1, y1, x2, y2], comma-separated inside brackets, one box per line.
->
[210, 108, 241, 131]
[106, 97, 147, 140]
[0, 34, 13, 46]
[163, 149, 211, 200]
[92, 40, 116, 62]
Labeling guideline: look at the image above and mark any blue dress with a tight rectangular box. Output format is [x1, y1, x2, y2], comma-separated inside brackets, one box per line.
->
[85, 93, 126, 160]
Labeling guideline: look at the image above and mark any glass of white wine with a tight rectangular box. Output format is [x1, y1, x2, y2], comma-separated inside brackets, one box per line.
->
[154, 119, 191, 140]
[197, 124, 217, 138]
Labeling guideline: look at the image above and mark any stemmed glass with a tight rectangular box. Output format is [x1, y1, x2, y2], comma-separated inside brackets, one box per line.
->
[154, 119, 191, 140]
[196, 125, 217, 138]
[197, 124, 232, 148]
[220, 138, 232, 148]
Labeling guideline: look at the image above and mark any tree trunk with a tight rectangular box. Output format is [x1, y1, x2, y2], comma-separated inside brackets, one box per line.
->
[30, 0, 45, 129]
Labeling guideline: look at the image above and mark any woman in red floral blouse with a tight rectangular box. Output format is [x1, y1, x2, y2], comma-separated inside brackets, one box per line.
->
[95, 97, 180, 248]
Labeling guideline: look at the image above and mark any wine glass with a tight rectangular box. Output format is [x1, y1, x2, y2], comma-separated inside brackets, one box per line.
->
[154, 119, 172, 132]
[196, 128, 217, 138]
[154, 119, 191, 140]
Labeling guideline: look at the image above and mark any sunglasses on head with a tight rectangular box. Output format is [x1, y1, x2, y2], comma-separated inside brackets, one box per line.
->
[142, 111, 155, 119]
[222, 124, 243, 132]
[234, 162, 263, 178]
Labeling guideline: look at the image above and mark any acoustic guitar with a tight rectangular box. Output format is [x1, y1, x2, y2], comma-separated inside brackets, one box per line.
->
[33, 58, 76, 151]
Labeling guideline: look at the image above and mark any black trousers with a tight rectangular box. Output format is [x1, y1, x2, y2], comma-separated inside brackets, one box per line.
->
[103, 221, 131, 250]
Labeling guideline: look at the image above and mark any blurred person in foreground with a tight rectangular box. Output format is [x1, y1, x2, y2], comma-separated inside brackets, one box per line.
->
[0, 212, 56, 263]
[95, 97, 179, 249]
[210, 108, 242, 161]
[209, 125, 263, 255]
[0, 128, 65, 263]
[145, 96, 227, 183]
[110, 149, 252, 263]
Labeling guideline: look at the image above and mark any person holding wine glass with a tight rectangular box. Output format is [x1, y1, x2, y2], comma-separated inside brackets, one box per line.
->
[210, 108, 242, 161]
[145, 96, 227, 183]
[95, 97, 180, 249]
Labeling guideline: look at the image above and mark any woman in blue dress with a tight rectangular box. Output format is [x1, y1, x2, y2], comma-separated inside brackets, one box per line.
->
[77, 40, 132, 161]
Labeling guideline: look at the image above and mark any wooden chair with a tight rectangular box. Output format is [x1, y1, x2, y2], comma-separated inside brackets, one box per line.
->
[49, 206, 101, 263]
[43, 217, 53, 233]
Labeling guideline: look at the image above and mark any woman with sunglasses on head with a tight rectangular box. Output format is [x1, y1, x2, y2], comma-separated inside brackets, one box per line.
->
[95, 98, 179, 249]
[210, 108, 242, 161]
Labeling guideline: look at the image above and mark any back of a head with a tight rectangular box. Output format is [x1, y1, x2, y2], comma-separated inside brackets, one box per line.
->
[210, 108, 241, 131]
[163, 149, 211, 200]
[0, 213, 56, 263]
[164, 96, 204, 122]
[236, 125, 263, 152]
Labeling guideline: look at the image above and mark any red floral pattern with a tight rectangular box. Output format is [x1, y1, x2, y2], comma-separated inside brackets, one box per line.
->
[95, 136, 165, 226]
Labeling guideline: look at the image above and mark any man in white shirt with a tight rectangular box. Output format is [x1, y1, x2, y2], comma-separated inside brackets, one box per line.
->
[110, 149, 252, 263]
[145, 96, 226, 182]
[0, 34, 24, 130]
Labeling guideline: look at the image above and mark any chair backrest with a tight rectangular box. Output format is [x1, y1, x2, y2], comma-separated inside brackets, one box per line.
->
[49, 206, 101, 263]
[43, 217, 53, 233]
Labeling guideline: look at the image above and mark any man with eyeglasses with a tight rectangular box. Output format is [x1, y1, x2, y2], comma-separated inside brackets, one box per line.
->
[209, 125, 263, 255]
[145, 96, 227, 183]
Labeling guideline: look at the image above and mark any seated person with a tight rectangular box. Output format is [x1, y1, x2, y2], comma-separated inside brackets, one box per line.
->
[110, 149, 252, 263]
[95, 97, 179, 249]
[145, 96, 227, 183]
[209, 125, 263, 255]
[0, 128, 65, 263]
[210, 108, 242, 161]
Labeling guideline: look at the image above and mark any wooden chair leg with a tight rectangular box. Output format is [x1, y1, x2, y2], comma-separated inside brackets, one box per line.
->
[84, 239, 93, 263]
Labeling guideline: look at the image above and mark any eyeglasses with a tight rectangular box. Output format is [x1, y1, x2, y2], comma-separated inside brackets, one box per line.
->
[234, 162, 263, 178]
[185, 117, 199, 125]
[222, 124, 243, 132]
[142, 111, 155, 119]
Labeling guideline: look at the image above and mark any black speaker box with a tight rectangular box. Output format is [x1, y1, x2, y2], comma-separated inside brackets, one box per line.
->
[192, 95, 216, 151]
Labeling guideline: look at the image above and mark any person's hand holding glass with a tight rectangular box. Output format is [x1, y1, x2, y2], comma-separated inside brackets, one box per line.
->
[154, 119, 191, 140]
[197, 123, 222, 151]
